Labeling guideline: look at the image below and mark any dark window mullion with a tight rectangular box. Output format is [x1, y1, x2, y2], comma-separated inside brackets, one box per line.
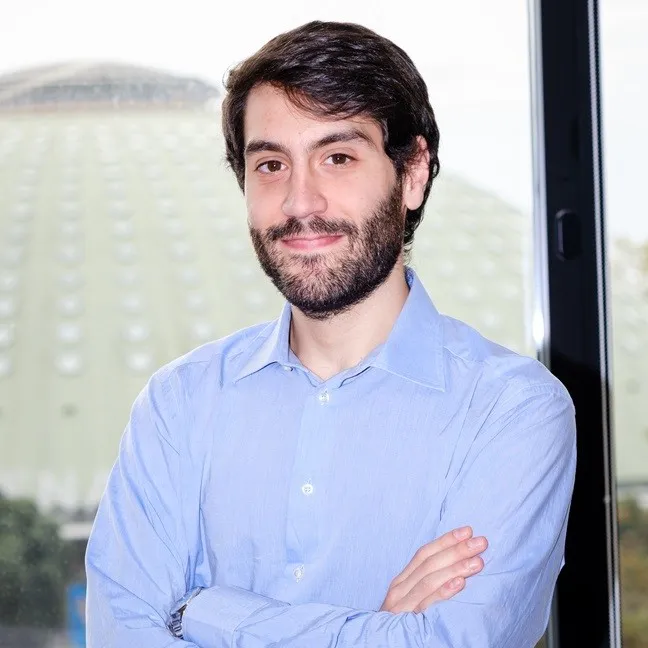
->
[530, 0, 620, 645]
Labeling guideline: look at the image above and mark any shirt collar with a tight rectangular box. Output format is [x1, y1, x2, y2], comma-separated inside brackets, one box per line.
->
[233, 267, 446, 391]
[369, 267, 446, 391]
[233, 299, 293, 382]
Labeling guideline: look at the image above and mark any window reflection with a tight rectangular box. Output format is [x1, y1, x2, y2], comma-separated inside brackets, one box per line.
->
[601, 0, 648, 645]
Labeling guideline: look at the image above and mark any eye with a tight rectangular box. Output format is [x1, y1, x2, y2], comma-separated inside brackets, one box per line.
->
[256, 160, 285, 174]
[326, 153, 354, 166]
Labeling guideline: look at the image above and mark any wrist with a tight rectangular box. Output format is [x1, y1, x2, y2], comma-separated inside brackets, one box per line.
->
[168, 586, 203, 638]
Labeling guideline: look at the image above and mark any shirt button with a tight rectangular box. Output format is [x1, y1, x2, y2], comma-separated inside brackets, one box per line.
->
[293, 565, 304, 582]
[283, 365, 293, 372]
[318, 390, 330, 404]
[301, 483, 314, 496]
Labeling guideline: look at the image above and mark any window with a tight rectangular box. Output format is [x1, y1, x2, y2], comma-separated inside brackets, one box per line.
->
[0, 2, 539, 645]
[601, 1, 648, 645]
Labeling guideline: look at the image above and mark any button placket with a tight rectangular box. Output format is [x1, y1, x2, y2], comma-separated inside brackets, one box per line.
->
[282, 383, 334, 587]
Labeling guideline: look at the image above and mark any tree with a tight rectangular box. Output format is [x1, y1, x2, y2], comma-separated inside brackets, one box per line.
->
[0, 492, 66, 629]
[618, 496, 648, 648]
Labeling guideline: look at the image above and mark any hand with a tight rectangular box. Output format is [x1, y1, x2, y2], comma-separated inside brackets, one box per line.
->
[379, 526, 488, 614]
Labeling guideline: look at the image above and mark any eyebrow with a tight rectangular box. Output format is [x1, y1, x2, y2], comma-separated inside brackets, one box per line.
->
[244, 128, 377, 158]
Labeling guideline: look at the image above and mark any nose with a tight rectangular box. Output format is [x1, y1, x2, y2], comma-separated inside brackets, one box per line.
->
[282, 168, 327, 219]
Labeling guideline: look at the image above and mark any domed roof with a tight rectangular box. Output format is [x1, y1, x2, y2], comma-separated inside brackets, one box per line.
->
[0, 62, 219, 110]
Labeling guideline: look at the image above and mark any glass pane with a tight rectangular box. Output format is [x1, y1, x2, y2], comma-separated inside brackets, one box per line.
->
[601, 1, 648, 647]
[0, 2, 538, 646]
[601, 0, 648, 648]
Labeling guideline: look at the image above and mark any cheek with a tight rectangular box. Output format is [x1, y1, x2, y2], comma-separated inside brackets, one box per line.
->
[332, 193, 374, 226]
[333, 170, 392, 214]
[245, 186, 282, 230]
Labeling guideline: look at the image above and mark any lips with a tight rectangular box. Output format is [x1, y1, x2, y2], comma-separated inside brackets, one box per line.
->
[281, 234, 344, 251]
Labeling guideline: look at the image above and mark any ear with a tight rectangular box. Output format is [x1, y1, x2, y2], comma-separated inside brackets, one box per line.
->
[402, 136, 430, 212]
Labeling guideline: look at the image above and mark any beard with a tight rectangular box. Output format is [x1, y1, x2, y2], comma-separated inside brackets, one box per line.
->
[249, 178, 405, 320]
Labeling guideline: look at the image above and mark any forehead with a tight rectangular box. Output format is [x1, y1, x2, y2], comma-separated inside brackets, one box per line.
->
[243, 83, 383, 149]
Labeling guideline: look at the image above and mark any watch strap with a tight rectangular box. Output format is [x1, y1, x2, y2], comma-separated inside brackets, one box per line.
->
[168, 586, 204, 639]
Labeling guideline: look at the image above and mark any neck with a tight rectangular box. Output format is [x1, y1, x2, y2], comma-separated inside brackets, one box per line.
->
[289, 262, 410, 381]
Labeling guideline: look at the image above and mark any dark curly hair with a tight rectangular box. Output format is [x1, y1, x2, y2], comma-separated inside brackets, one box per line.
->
[221, 21, 440, 253]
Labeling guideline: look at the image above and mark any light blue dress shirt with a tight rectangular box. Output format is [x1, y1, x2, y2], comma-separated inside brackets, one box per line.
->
[86, 267, 576, 648]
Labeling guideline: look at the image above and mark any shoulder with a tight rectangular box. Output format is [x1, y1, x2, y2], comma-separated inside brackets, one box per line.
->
[143, 320, 273, 413]
[437, 316, 576, 469]
[440, 314, 573, 410]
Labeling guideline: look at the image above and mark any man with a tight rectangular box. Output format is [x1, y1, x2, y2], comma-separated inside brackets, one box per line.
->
[86, 21, 576, 648]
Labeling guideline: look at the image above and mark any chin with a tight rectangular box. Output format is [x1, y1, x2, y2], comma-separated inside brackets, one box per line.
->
[287, 251, 336, 272]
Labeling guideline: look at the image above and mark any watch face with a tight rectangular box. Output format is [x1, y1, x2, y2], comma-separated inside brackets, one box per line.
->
[170, 599, 185, 615]
[171, 586, 201, 613]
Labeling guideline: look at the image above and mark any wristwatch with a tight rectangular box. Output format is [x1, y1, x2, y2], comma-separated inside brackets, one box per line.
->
[168, 586, 204, 639]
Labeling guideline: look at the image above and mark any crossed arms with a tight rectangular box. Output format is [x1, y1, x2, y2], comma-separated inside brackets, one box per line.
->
[86, 378, 576, 648]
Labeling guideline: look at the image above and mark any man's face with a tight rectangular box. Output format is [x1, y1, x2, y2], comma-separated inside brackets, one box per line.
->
[243, 84, 406, 319]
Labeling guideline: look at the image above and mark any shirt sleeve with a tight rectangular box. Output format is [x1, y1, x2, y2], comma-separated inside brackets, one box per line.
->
[85, 371, 199, 648]
[182, 384, 576, 648]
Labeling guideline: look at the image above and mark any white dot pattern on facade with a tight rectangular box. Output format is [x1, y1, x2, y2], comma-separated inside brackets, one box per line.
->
[0, 355, 13, 377]
[0, 325, 14, 348]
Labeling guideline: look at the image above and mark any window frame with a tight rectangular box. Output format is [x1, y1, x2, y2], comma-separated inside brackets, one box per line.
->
[530, 0, 621, 645]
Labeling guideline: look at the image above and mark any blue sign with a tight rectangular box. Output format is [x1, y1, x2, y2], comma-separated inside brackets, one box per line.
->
[66, 582, 86, 647]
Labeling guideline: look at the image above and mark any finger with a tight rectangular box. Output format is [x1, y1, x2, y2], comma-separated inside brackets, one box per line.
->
[395, 554, 485, 610]
[387, 575, 467, 614]
[396, 536, 487, 594]
[391, 527, 473, 587]
[413, 577, 466, 613]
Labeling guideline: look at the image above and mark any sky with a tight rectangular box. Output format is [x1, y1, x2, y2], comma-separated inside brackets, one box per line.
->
[0, 0, 645, 240]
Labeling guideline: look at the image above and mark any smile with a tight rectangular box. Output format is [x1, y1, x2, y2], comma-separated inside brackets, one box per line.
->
[280, 234, 345, 251]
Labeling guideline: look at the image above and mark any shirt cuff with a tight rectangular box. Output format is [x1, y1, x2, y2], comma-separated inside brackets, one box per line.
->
[183, 585, 281, 648]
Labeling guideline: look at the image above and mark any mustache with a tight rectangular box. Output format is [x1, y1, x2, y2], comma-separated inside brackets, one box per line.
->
[264, 216, 359, 242]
